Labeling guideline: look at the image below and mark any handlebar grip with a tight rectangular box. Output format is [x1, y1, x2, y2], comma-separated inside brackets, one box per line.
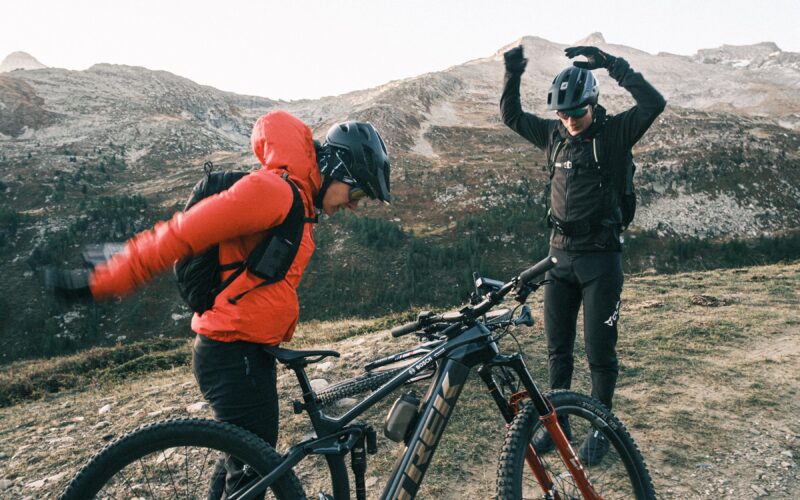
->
[519, 256, 558, 284]
[391, 321, 420, 338]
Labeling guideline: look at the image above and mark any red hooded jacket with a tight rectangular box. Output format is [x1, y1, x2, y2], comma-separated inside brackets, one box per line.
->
[90, 110, 321, 345]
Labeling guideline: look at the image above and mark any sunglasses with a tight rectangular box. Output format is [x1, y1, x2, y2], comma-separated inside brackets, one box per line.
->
[557, 106, 590, 119]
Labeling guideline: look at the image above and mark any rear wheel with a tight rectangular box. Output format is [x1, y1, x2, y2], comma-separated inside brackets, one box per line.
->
[497, 390, 655, 499]
[61, 418, 306, 499]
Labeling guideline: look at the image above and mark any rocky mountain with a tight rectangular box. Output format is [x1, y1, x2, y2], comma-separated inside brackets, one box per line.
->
[0, 51, 46, 73]
[693, 41, 800, 71]
[0, 36, 798, 361]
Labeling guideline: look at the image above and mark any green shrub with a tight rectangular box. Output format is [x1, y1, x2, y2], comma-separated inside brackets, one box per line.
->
[0, 339, 189, 406]
[0, 206, 20, 235]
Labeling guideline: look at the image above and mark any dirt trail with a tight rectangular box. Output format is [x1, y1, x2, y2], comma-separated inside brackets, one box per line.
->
[624, 329, 799, 498]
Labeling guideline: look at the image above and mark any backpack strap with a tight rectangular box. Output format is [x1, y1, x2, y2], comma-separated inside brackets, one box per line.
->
[592, 136, 601, 165]
[227, 175, 313, 305]
[589, 131, 617, 225]
[591, 130, 637, 231]
[548, 136, 566, 180]
[542, 131, 566, 226]
[210, 262, 247, 299]
[592, 133, 612, 186]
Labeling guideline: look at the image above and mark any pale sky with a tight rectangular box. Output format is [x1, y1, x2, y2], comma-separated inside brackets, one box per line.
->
[2, 0, 798, 101]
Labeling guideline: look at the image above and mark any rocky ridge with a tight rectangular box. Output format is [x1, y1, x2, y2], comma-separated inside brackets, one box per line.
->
[694, 42, 800, 71]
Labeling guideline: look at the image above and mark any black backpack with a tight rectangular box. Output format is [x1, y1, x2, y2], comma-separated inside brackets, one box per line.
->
[174, 162, 315, 314]
[546, 133, 637, 231]
[593, 134, 637, 230]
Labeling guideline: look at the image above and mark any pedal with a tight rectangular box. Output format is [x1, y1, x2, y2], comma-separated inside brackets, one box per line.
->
[292, 400, 304, 414]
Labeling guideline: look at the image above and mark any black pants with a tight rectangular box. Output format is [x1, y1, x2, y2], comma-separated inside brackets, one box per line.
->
[192, 334, 279, 499]
[543, 247, 623, 409]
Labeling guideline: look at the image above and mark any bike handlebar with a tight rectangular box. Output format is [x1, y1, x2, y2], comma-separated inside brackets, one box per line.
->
[519, 255, 558, 284]
[390, 256, 557, 338]
[391, 321, 421, 338]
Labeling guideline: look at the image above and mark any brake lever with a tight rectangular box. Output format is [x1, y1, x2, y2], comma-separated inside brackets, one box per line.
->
[514, 282, 533, 303]
[514, 279, 551, 303]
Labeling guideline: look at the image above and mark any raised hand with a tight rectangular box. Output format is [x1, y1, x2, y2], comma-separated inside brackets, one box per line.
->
[564, 46, 617, 70]
[43, 267, 93, 303]
[503, 45, 528, 74]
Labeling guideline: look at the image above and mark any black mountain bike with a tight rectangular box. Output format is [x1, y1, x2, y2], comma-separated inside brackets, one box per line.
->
[61, 256, 655, 499]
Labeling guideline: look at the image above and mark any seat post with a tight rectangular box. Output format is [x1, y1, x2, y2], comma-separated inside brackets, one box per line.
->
[291, 364, 317, 405]
[289, 364, 335, 434]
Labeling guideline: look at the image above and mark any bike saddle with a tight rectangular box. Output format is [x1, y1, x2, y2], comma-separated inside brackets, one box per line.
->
[262, 346, 340, 367]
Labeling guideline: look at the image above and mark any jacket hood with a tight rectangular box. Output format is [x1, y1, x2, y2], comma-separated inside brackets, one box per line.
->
[251, 110, 321, 203]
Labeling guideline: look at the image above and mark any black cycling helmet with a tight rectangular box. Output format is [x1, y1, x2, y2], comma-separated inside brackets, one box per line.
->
[546, 67, 599, 111]
[323, 121, 391, 203]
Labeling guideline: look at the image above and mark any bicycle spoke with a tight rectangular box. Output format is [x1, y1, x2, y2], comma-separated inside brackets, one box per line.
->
[115, 467, 135, 497]
[62, 419, 306, 499]
[137, 457, 158, 499]
[192, 446, 215, 498]
[161, 448, 181, 496]
[502, 394, 653, 499]
[547, 431, 627, 498]
[185, 446, 190, 498]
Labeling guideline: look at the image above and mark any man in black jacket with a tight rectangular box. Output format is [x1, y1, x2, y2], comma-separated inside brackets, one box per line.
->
[501, 44, 665, 464]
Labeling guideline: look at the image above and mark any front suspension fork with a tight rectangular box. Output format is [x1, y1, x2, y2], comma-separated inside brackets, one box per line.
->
[479, 355, 602, 500]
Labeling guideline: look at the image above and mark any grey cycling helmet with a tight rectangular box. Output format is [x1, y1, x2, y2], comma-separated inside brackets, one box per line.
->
[323, 121, 391, 203]
[546, 67, 599, 111]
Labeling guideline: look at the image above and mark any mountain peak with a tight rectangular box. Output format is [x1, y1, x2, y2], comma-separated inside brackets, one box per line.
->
[0, 51, 47, 72]
[575, 32, 606, 46]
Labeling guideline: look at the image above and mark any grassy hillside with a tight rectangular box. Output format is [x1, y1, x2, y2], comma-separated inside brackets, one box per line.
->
[0, 261, 798, 498]
[3, 105, 800, 365]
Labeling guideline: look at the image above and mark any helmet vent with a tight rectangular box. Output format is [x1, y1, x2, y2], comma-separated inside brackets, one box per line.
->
[546, 66, 599, 111]
[363, 147, 374, 167]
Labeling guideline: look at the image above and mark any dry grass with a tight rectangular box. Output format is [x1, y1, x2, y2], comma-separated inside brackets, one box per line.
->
[0, 261, 798, 498]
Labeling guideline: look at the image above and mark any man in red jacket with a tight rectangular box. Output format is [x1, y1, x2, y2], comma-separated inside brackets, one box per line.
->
[46, 110, 391, 497]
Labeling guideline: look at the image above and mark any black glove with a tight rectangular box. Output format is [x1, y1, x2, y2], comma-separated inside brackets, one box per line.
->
[564, 46, 617, 70]
[503, 45, 527, 73]
[43, 267, 93, 303]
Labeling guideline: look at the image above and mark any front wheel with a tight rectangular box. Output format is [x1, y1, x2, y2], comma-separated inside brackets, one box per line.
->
[61, 418, 306, 499]
[496, 390, 655, 499]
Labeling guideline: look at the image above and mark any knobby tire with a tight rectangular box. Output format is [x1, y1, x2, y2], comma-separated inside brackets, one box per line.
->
[60, 418, 306, 499]
[316, 367, 404, 406]
[496, 390, 655, 499]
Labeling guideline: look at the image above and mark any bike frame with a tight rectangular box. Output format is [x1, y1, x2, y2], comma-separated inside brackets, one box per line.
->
[232, 322, 599, 500]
